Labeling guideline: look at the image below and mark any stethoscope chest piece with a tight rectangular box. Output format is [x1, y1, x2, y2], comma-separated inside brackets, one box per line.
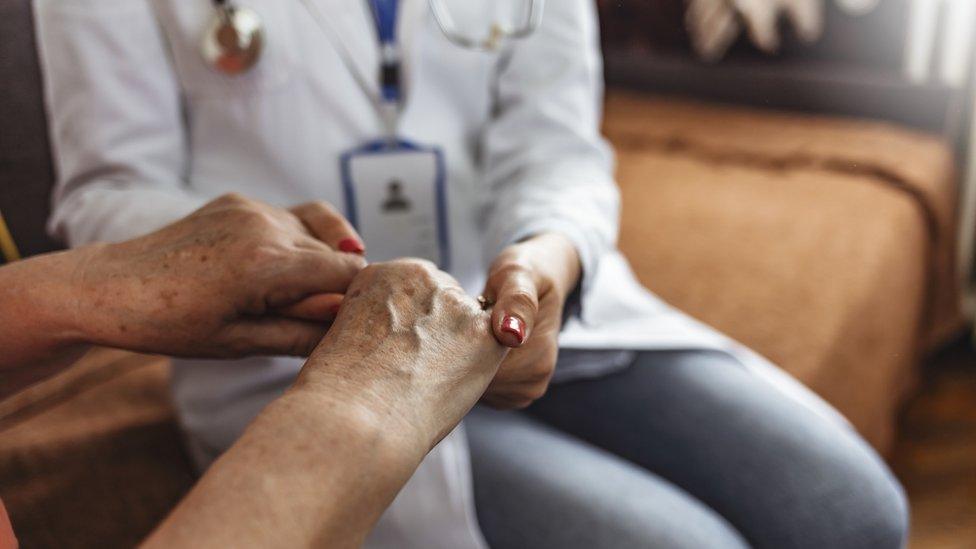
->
[201, 3, 264, 75]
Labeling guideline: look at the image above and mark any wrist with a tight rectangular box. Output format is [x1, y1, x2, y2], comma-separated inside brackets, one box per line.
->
[0, 249, 99, 369]
[10, 250, 92, 345]
[293, 352, 435, 456]
[59, 243, 121, 347]
[283, 377, 430, 471]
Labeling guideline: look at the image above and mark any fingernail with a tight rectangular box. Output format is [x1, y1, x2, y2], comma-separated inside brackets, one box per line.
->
[501, 315, 525, 346]
[328, 303, 342, 315]
[338, 238, 365, 255]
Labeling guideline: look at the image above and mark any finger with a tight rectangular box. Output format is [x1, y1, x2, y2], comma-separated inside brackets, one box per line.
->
[482, 266, 538, 348]
[275, 292, 344, 322]
[480, 393, 527, 411]
[481, 385, 543, 410]
[222, 318, 329, 357]
[269, 249, 367, 299]
[290, 201, 365, 254]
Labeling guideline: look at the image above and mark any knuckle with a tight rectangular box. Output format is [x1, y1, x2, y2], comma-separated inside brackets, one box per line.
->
[295, 200, 341, 223]
[216, 192, 249, 206]
[356, 262, 389, 285]
[224, 204, 267, 227]
[489, 260, 531, 282]
[506, 288, 538, 311]
[244, 243, 283, 268]
[383, 258, 438, 280]
[360, 262, 382, 276]
[402, 257, 439, 273]
[442, 287, 478, 316]
[310, 200, 340, 217]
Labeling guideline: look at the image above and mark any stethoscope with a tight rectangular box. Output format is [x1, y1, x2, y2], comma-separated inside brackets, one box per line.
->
[201, 0, 546, 75]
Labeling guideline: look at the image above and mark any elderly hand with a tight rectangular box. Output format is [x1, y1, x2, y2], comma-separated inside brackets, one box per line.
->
[477, 233, 581, 409]
[686, 0, 824, 61]
[69, 193, 366, 358]
[297, 259, 509, 448]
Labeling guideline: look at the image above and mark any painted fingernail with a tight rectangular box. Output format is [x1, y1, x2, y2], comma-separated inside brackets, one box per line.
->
[338, 238, 365, 255]
[501, 315, 526, 346]
[328, 303, 342, 315]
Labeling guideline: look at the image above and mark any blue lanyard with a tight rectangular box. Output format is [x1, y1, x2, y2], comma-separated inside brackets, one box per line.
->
[367, 0, 401, 104]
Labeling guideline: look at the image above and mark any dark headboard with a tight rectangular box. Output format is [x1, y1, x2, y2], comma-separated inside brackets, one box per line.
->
[599, 0, 976, 153]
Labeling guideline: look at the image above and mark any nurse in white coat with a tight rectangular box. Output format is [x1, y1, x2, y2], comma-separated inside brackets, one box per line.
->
[33, 0, 908, 547]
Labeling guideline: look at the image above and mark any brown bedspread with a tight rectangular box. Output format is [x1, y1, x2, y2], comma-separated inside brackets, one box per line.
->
[0, 350, 193, 548]
[605, 90, 962, 350]
[605, 90, 962, 450]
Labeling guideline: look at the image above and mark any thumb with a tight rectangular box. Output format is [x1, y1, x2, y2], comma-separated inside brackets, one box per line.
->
[483, 266, 538, 348]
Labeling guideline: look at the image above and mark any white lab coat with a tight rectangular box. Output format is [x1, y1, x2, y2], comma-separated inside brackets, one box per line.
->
[33, 0, 849, 546]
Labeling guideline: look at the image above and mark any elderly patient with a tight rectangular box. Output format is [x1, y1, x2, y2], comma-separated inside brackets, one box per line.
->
[0, 194, 508, 548]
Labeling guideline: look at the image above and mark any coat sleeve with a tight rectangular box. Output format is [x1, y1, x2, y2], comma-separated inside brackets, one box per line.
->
[480, 0, 619, 294]
[34, 0, 207, 247]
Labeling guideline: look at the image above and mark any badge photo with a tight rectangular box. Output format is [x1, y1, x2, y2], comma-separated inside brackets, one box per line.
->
[341, 140, 450, 269]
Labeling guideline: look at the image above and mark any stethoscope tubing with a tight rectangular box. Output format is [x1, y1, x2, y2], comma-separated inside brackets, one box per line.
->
[428, 0, 545, 50]
[204, 0, 545, 59]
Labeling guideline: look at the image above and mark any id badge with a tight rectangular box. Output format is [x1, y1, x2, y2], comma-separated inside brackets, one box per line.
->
[340, 139, 450, 269]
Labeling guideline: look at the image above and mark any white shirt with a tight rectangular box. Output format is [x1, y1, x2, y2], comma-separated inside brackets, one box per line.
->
[33, 1, 849, 545]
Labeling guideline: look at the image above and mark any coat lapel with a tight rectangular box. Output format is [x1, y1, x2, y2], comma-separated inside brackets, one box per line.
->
[301, 0, 379, 96]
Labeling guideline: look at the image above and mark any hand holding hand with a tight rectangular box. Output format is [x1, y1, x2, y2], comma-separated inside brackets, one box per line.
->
[71, 193, 366, 357]
[298, 259, 508, 450]
[479, 233, 581, 409]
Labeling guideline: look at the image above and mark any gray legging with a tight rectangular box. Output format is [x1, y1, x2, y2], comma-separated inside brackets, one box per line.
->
[466, 350, 908, 549]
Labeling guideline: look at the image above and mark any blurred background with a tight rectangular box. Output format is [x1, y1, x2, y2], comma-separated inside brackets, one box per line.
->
[1, 0, 975, 546]
[596, 0, 976, 546]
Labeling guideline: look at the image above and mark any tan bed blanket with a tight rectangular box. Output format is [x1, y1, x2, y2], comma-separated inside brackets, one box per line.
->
[605, 91, 963, 450]
[605, 90, 962, 349]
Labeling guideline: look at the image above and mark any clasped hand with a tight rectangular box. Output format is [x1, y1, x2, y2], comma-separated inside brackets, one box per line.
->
[67, 193, 367, 357]
[64, 194, 577, 417]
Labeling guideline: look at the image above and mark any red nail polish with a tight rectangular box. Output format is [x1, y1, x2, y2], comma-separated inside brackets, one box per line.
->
[338, 238, 365, 254]
[501, 315, 526, 346]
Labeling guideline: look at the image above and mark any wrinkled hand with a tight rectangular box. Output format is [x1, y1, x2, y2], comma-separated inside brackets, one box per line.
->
[73, 193, 366, 357]
[479, 233, 581, 410]
[297, 259, 509, 449]
[685, 0, 824, 61]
